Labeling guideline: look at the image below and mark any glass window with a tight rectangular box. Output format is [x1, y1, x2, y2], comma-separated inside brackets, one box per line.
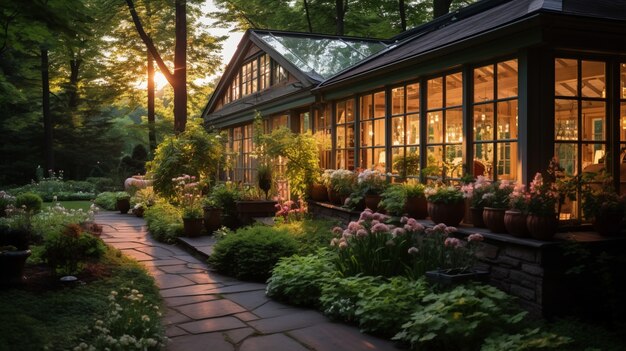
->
[391, 82, 421, 179]
[359, 91, 386, 170]
[336, 98, 355, 170]
[314, 103, 332, 169]
[619, 62, 626, 195]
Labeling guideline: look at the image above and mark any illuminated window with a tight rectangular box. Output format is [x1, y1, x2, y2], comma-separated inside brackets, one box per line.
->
[336, 98, 355, 170]
[359, 91, 386, 170]
[230, 124, 256, 183]
[314, 103, 332, 169]
[390, 83, 420, 179]
[426, 73, 463, 179]
[472, 59, 518, 181]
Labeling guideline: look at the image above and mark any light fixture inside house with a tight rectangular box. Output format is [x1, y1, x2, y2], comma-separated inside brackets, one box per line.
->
[622, 116, 626, 130]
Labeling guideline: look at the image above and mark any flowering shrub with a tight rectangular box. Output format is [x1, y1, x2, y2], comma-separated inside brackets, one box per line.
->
[94, 192, 119, 210]
[173, 174, 202, 219]
[509, 182, 529, 212]
[357, 169, 387, 195]
[481, 180, 515, 209]
[144, 201, 183, 244]
[320, 169, 334, 188]
[274, 198, 307, 223]
[461, 176, 491, 208]
[7, 169, 97, 202]
[30, 202, 96, 241]
[424, 185, 465, 204]
[329, 169, 356, 196]
[580, 172, 626, 221]
[0, 191, 15, 216]
[75, 287, 166, 351]
[527, 173, 558, 215]
[42, 223, 106, 275]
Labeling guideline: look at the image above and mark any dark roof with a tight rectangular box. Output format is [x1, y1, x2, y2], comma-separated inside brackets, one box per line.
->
[202, 29, 388, 119]
[317, 0, 626, 89]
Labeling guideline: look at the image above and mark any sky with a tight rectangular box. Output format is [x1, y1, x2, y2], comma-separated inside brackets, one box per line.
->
[200, 1, 244, 71]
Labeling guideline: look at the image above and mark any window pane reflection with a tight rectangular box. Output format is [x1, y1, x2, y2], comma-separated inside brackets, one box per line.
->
[446, 73, 463, 107]
[581, 61, 605, 98]
[497, 142, 517, 180]
[555, 143, 578, 176]
[391, 87, 404, 115]
[427, 112, 442, 143]
[555, 58, 578, 97]
[582, 101, 605, 141]
[427, 77, 443, 110]
[474, 143, 493, 178]
[474, 104, 494, 141]
[407, 84, 419, 112]
[555, 99, 578, 140]
[498, 60, 518, 98]
[497, 100, 518, 140]
[474, 65, 494, 102]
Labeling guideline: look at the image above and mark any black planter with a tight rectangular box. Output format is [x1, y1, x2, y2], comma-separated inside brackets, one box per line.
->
[203, 206, 222, 233]
[0, 249, 31, 285]
[116, 198, 131, 214]
[236, 200, 278, 225]
[425, 268, 489, 287]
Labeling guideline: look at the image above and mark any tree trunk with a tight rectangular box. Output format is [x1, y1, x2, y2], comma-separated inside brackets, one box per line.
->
[433, 0, 453, 19]
[335, 0, 344, 35]
[303, 0, 313, 33]
[173, 0, 187, 134]
[68, 58, 80, 110]
[147, 50, 156, 153]
[41, 48, 53, 171]
[399, 0, 406, 31]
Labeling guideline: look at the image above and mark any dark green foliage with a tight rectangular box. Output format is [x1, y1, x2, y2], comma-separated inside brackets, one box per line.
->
[8, 180, 96, 202]
[319, 275, 382, 322]
[41, 223, 106, 275]
[144, 201, 183, 244]
[266, 249, 337, 307]
[481, 328, 572, 351]
[277, 218, 337, 255]
[86, 177, 118, 192]
[379, 185, 407, 216]
[0, 223, 31, 251]
[15, 192, 43, 213]
[208, 225, 298, 282]
[208, 183, 241, 225]
[94, 192, 118, 211]
[356, 277, 429, 337]
[121, 144, 149, 176]
[393, 284, 527, 350]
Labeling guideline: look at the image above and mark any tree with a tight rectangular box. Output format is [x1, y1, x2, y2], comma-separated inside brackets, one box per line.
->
[433, 0, 453, 18]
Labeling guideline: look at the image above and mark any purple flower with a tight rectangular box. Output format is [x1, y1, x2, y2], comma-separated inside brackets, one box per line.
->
[371, 223, 390, 233]
[348, 221, 363, 233]
[405, 218, 424, 232]
[356, 229, 368, 238]
[359, 209, 374, 220]
[444, 237, 462, 248]
[444, 226, 457, 234]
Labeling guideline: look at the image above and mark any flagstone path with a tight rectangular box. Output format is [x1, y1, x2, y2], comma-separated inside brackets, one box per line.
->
[95, 211, 397, 351]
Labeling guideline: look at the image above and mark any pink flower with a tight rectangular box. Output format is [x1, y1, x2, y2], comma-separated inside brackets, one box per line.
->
[444, 226, 457, 234]
[359, 209, 374, 220]
[338, 241, 348, 249]
[400, 216, 409, 224]
[330, 238, 339, 246]
[332, 226, 343, 235]
[408, 247, 419, 255]
[342, 230, 353, 239]
[392, 227, 406, 237]
[348, 221, 363, 233]
[444, 237, 462, 248]
[371, 219, 380, 226]
[371, 223, 390, 233]
[356, 229, 368, 238]
[468, 233, 484, 242]
[404, 218, 424, 232]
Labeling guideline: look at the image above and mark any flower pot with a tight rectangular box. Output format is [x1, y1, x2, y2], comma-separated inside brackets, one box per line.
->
[483, 207, 507, 233]
[116, 198, 130, 214]
[133, 207, 145, 217]
[405, 196, 428, 219]
[364, 194, 381, 212]
[328, 188, 342, 205]
[470, 207, 486, 228]
[504, 210, 529, 237]
[309, 183, 328, 202]
[236, 200, 278, 225]
[526, 213, 558, 240]
[425, 268, 489, 287]
[427, 201, 465, 226]
[0, 249, 31, 285]
[183, 217, 204, 237]
[203, 206, 222, 233]
[592, 210, 624, 236]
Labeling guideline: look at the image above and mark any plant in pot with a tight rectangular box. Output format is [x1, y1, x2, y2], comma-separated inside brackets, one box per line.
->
[308, 170, 328, 202]
[209, 183, 241, 229]
[329, 169, 356, 206]
[481, 180, 514, 234]
[393, 152, 420, 180]
[425, 185, 466, 226]
[356, 169, 387, 211]
[581, 172, 626, 236]
[526, 172, 559, 240]
[257, 163, 273, 200]
[505, 182, 530, 237]
[380, 184, 407, 216]
[460, 176, 491, 228]
[115, 191, 131, 214]
[0, 210, 32, 285]
[236, 184, 278, 225]
[404, 181, 427, 219]
[321, 169, 336, 203]
[202, 197, 222, 234]
[173, 175, 204, 237]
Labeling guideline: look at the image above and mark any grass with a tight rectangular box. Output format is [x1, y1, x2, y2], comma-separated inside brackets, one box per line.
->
[0, 248, 161, 351]
[43, 200, 93, 211]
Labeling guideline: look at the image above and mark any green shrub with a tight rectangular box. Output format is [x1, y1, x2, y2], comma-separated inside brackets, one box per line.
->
[42, 223, 106, 275]
[356, 277, 429, 337]
[277, 219, 337, 255]
[94, 192, 118, 211]
[379, 184, 407, 216]
[86, 177, 118, 192]
[208, 183, 241, 225]
[144, 201, 182, 244]
[15, 192, 43, 213]
[481, 328, 572, 351]
[393, 284, 527, 351]
[208, 225, 298, 281]
[319, 275, 382, 322]
[266, 249, 337, 307]
[31, 203, 93, 241]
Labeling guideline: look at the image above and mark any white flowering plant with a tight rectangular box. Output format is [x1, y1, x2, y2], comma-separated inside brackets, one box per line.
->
[329, 169, 357, 196]
[356, 169, 387, 195]
[75, 287, 166, 351]
[173, 174, 203, 219]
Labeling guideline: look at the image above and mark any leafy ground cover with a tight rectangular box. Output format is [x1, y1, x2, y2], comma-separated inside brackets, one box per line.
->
[43, 200, 93, 211]
[0, 248, 163, 350]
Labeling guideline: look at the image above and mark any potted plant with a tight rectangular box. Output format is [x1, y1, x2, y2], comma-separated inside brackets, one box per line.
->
[356, 169, 387, 211]
[209, 183, 241, 229]
[425, 186, 466, 226]
[308, 170, 329, 202]
[235, 184, 278, 225]
[393, 152, 420, 180]
[173, 175, 204, 237]
[481, 180, 514, 234]
[379, 184, 406, 216]
[115, 191, 131, 214]
[461, 176, 491, 228]
[202, 197, 222, 234]
[504, 183, 530, 237]
[329, 169, 356, 206]
[257, 163, 273, 200]
[404, 181, 427, 219]
[0, 215, 32, 285]
[526, 172, 559, 240]
[581, 172, 626, 236]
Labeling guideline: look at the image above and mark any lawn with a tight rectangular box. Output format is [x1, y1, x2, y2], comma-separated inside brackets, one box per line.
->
[0, 248, 162, 350]
[43, 200, 93, 211]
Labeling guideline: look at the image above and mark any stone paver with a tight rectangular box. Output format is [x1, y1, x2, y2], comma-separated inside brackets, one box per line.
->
[96, 211, 397, 351]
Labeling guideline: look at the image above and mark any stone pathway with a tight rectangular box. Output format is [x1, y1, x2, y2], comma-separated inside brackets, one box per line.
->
[95, 211, 397, 351]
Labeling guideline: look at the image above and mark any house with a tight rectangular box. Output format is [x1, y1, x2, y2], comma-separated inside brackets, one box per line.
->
[203, 0, 626, 316]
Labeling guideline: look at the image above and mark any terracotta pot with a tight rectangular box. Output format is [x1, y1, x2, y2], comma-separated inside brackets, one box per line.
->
[504, 210, 529, 237]
[470, 207, 486, 228]
[116, 198, 130, 214]
[328, 188, 342, 205]
[405, 195, 428, 219]
[483, 207, 507, 233]
[427, 201, 465, 226]
[0, 249, 31, 285]
[203, 206, 222, 233]
[364, 194, 381, 212]
[526, 213, 558, 240]
[309, 183, 328, 202]
[592, 210, 624, 236]
[183, 217, 204, 237]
